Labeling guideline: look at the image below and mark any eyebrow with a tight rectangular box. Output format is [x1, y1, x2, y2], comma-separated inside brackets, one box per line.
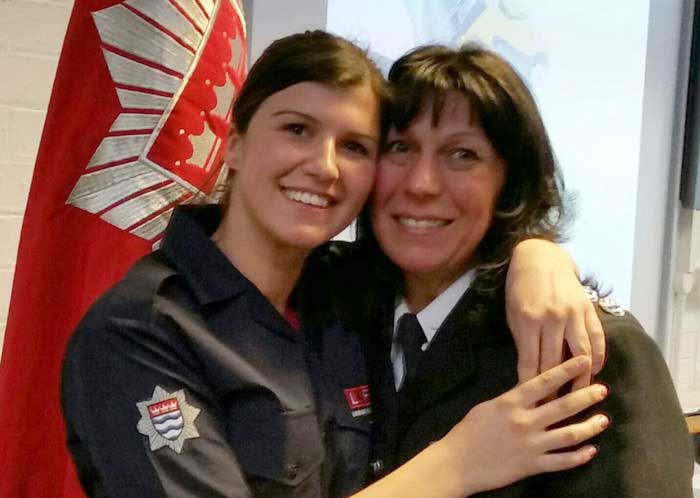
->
[271, 110, 378, 144]
[271, 110, 317, 121]
[443, 130, 490, 141]
[390, 127, 488, 141]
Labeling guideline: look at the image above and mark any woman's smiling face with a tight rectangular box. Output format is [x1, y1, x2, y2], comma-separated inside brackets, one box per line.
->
[225, 81, 380, 252]
[372, 92, 506, 288]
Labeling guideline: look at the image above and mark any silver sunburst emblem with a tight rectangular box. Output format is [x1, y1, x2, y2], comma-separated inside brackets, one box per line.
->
[136, 385, 201, 454]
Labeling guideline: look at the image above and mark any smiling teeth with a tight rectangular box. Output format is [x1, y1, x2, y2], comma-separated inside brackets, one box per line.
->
[284, 189, 330, 208]
[399, 217, 447, 228]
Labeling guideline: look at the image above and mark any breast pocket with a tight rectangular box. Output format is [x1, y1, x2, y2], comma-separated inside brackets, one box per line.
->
[329, 386, 373, 496]
[225, 395, 324, 489]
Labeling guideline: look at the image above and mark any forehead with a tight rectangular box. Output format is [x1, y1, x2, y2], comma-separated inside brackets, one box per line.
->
[258, 81, 379, 121]
[396, 91, 484, 135]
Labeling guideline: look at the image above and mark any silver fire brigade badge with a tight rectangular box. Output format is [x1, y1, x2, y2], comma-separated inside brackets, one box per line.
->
[136, 386, 201, 454]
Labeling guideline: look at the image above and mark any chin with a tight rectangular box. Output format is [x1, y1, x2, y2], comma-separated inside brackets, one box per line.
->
[387, 252, 443, 277]
[281, 228, 334, 251]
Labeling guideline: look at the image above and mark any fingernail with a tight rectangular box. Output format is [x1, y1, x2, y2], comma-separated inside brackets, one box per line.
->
[588, 445, 599, 458]
[595, 384, 608, 399]
[597, 415, 609, 428]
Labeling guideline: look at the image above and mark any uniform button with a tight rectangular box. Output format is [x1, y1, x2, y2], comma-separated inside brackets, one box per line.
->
[370, 459, 383, 475]
[286, 462, 301, 480]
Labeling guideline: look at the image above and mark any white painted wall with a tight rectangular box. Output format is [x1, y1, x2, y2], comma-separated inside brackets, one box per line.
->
[247, 0, 327, 62]
[0, 0, 73, 356]
[635, 0, 691, 367]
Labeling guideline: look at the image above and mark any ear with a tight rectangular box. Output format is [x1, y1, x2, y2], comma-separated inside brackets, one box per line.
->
[224, 125, 243, 172]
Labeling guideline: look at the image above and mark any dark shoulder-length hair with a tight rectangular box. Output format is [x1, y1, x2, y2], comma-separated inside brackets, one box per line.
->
[360, 43, 570, 288]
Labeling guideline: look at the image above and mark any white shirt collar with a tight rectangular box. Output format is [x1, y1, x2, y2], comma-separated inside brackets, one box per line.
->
[390, 269, 476, 390]
[393, 268, 477, 345]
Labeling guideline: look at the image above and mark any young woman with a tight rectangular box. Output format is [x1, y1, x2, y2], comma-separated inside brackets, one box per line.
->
[61, 32, 609, 498]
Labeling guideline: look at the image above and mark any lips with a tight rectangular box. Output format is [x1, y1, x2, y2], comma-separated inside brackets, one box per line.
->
[283, 188, 332, 208]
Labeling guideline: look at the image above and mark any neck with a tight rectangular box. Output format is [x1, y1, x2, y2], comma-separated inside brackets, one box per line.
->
[403, 267, 469, 313]
[212, 210, 309, 316]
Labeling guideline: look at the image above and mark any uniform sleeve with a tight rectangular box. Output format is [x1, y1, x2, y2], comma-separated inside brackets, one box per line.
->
[533, 309, 695, 498]
[61, 295, 252, 498]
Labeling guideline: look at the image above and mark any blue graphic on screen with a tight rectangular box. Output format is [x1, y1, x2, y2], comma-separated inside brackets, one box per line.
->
[363, 0, 546, 85]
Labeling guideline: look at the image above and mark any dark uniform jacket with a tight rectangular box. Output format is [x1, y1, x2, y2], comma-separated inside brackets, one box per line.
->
[365, 280, 694, 497]
[61, 205, 372, 498]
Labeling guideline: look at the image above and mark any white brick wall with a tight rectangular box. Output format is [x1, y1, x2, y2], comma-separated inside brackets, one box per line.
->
[0, 0, 72, 356]
[670, 209, 700, 411]
[675, 274, 700, 411]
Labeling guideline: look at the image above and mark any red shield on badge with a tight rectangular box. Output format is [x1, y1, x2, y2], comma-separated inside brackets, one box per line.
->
[149, 398, 184, 441]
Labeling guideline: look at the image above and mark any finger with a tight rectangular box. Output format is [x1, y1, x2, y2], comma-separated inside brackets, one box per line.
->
[532, 383, 606, 428]
[567, 312, 593, 390]
[535, 445, 599, 474]
[515, 324, 541, 384]
[539, 413, 609, 453]
[515, 356, 592, 406]
[539, 319, 565, 378]
[570, 371, 592, 392]
[584, 304, 607, 375]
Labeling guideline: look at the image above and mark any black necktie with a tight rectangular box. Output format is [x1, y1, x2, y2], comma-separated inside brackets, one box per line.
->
[396, 313, 426, 387]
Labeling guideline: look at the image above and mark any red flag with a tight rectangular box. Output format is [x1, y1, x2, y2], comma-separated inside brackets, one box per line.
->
[0, 1, 246, 496]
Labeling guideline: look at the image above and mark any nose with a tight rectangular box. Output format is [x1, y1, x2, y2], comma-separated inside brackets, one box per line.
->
[303, 138, 340, 182]
[405, 153, 441, 197]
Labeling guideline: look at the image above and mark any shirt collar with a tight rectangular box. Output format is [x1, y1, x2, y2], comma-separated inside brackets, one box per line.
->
[160, 204, 249, 305]
[393, 269, 476, 344]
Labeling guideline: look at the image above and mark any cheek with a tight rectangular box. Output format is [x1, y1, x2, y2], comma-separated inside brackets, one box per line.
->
[454, 168, 505, 215]
[372, 165, 400, 210]
[462, 193, 499, 230]
[343, 164, 376, 208]
[359, 164, 378, 199]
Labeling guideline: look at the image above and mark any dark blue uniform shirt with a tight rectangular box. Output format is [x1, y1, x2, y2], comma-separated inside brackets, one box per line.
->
[61, 205, 371, 498]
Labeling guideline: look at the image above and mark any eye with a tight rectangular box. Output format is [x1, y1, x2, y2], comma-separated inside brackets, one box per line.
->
[450, 148, 478, 161]
[343, 141, 370, 157]
[385, 140, 410, 154]
[283, 123, 307, 136]
[445, 147, 482, 169]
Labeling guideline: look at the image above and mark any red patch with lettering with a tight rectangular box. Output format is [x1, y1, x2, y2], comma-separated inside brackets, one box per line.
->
[344, 385, 371, 411]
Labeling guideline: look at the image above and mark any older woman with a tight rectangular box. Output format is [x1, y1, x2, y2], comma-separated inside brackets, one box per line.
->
[343, 44, 693, 496]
